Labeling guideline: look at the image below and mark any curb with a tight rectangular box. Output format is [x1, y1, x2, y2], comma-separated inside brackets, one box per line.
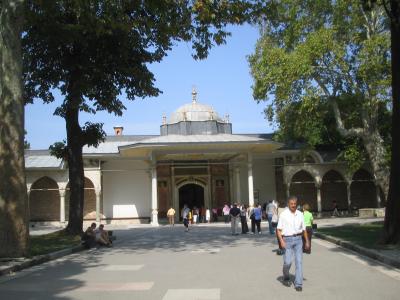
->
[0, 244, 85, 277]
[314, 232, 400, 269]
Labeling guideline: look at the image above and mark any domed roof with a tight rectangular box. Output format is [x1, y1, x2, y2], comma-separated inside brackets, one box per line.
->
[169, 89, 223, 124]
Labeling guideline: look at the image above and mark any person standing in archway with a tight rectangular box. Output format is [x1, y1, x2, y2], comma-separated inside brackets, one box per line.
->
[167, 207, 176, 226]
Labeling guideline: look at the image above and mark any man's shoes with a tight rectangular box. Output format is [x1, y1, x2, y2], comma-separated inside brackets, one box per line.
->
[295, 286, 302, 292]
[282, 278, 291, 287]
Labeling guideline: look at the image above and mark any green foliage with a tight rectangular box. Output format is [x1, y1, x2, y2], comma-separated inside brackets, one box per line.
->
[23, 0, 262, 146]
[24, 130, 30, 149]
[49, 141, 67, 159]
[249, 0, 391, 167]
[337, 140, 367, 174]
[82, 122, 105, 147]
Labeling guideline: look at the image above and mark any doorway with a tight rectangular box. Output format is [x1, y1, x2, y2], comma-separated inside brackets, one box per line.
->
[179, 183, 205, 213]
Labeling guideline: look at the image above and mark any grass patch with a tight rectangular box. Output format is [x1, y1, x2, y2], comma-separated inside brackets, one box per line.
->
[318, 222, 400, 250]
[30, 230, 81, 257]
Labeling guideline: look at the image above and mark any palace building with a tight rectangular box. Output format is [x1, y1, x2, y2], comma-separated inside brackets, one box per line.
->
[25, 90, 384, 225]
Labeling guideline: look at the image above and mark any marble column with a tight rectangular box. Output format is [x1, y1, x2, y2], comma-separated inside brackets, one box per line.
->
[247, 153, 254, 207]
[375, 184, 382, 208]
[347, 182, 352, 211]
[316, 185, 322, 213]
[235, 167, 241, 202]
[60, 189, 66, 223]
[95, 190, 101, 223]
[151, 165, 159, 226]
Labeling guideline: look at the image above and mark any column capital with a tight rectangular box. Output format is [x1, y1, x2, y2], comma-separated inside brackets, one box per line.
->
[59, 188, 66, 197]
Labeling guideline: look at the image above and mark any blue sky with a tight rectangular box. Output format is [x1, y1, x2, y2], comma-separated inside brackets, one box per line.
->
[25, 24, 275, 149]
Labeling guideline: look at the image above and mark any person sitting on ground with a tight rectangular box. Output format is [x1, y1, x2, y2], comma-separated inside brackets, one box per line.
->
[82, 222, 97, 249]
[95, 224, 112, 247]
[332, 200, 340, 217]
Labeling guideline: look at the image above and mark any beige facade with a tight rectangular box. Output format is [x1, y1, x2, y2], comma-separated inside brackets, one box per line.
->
[25, 94, 384, 225]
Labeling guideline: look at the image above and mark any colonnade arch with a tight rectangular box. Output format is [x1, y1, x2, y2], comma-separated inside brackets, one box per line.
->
[321, 170, 348, 211]
[289, 170, 318, 211]
[65, 177, 97, 220]
[350, 169, 376, 209]
[29, 176, 60, 221]
[287, 167, 380, 212]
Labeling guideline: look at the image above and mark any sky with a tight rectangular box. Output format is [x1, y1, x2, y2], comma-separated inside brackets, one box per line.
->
[25, 24, 275, 150]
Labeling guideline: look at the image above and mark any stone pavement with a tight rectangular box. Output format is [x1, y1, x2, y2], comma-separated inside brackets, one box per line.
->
[1, 222, 400, 299]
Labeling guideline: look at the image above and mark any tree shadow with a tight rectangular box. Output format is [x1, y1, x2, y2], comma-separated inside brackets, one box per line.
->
[0, 250, 104, 299]
[109, 224, 278, 255]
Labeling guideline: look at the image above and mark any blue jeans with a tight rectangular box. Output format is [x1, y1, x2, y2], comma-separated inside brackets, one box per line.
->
[282, 235, 303, 287]
[267, 213, 274, 234]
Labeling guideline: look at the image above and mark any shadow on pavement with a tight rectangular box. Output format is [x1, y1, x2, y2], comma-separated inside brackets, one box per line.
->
[0, 251, 104, 300]
[110, 225, 278, 255]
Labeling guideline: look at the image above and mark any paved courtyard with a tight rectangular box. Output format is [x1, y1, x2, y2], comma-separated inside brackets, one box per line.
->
[1, 222, 400, 299]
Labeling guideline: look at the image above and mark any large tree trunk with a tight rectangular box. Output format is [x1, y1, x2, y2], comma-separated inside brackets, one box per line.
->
[383, 0, 400, 244]
[0, 0, 30, 257]
[65, 95, 85, 235]
[362, 129, 390, 201]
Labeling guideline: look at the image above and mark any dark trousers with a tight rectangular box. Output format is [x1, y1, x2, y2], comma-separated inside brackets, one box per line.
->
[183, 218, 189, 228]
[82, 234, 96, 249]
[255, 220, 261, 233]
[240, 216, 248, 233]
[224, 215, 230, 223]
[251, 219, 261, 233]
[303, 226, 313, 253]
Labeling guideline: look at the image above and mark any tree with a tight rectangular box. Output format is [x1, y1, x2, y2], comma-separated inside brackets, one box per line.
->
[0, 0, 30, 257]
[372, 0, 400, 244]
[249, 0, 391, 199]
[384, 0, 400, 244]
[23, 0, 261, 235]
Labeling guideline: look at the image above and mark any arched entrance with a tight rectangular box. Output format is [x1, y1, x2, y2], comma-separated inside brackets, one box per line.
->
[289, 170, 318, 211]
[65, 177, 97, 220]
[179, 183, 205, 212]
[29, 176, 60, 221]
[321, 170, 348, 211]
[350, 169, 376, 209]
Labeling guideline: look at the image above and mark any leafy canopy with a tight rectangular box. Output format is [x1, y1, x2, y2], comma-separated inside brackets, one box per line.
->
[23, 0, 261, 152]
[249, 0, 391, 169]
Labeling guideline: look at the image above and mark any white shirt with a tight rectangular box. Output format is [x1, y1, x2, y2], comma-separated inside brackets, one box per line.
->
[182, 208, 189, 219]
[277, 208, 305, 236]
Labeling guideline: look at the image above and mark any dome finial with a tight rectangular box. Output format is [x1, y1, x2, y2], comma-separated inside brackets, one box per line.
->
[192, 86, 197, 104]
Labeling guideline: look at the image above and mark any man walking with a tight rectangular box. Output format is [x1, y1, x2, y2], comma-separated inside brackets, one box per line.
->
[167, 207, 176, 226]
[276, 196, 309, 292]
[181, 204, 190, 232]
[229, 203, 241, 235]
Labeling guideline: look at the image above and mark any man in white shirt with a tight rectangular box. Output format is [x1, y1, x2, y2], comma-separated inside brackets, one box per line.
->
[277, 196, 310, 292]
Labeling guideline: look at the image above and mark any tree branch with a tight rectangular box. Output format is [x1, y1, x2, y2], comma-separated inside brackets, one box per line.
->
[314, 76, 365, 138]
[330, 97, 365, 138]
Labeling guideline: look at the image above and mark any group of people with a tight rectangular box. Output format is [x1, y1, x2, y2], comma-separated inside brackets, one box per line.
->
[167, 206, 211, 227]
[82, 222, 113, 249]
[224, 201, 279, 235]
